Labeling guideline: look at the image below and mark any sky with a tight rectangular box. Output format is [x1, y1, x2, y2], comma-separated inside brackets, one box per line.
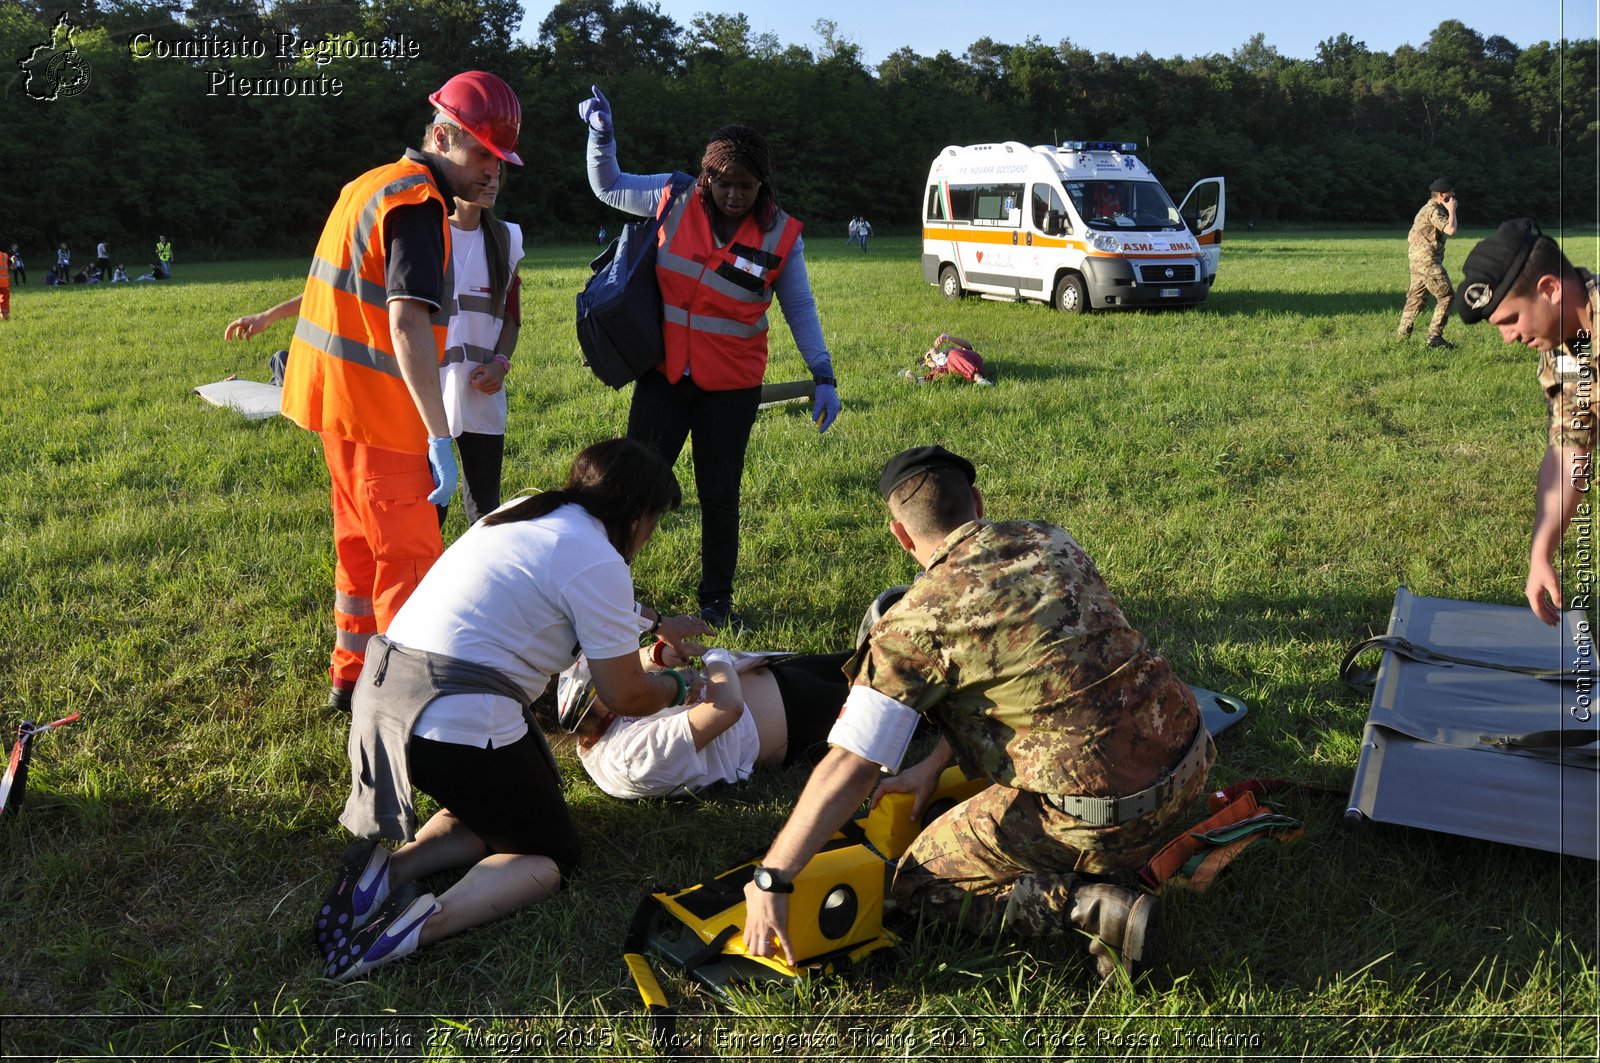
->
[522, 0, 1598, 65]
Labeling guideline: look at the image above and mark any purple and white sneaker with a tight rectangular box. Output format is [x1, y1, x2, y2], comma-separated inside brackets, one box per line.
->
[326, 890, 440, 981]
[312, 840, 391, 958]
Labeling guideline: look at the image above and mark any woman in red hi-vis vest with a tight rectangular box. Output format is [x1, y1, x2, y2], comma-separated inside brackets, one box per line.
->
[581, 86, 843, 631]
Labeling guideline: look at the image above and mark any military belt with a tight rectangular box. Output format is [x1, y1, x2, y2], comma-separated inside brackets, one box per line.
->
[1043, 725, 1208, 828]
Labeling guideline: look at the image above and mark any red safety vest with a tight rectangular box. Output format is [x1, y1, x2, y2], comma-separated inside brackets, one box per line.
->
[282, 155, 452, 454]
[654, 184, 803, 391]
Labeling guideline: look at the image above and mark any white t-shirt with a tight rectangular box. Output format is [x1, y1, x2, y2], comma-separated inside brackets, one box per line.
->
[578, 702, 760, 800]
[441, 219, 524, 437]
[387, 503, 642, 748]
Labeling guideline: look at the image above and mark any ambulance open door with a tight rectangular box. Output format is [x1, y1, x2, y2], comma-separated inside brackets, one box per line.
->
[1178, 177, 1225, 282]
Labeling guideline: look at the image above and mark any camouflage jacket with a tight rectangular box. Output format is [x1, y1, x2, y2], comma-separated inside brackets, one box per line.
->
[1407, 200, 1451, 266]
[1537, 268, 1598, 451]
[846, 520, 1200, 797]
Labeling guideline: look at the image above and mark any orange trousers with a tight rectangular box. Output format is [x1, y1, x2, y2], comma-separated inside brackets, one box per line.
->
[321, 433, 442, 688]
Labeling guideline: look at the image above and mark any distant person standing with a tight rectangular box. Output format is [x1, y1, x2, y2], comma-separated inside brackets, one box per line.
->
[155, 234, 173, 276]
[10, 244, 26, 285]
[1398, 178, 1458, 349]
[56, 242, 70, 275]
[95, 238, 110, 279]
[597, 225, 607, 247]
[845, 216, 860, 249]
[0, 244, 10, 320]
[857, 216, 872, 254]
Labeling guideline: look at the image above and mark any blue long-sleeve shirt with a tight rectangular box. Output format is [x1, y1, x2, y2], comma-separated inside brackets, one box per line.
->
[587, 130, 834, 380]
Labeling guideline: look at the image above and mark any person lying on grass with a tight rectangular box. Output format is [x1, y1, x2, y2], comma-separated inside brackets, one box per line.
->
[557, 643, 852, 800]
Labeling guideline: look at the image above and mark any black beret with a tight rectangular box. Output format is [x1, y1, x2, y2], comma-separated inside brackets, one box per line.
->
[879, 445, 976, 498]
[1459, 218, 1541, 325]
[1428, 177, 1455, 194]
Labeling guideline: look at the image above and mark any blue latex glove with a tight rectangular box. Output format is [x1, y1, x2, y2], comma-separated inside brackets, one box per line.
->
[426, 436, 458, 506]
[577, 85, 611, 136]
[812, 383, 841, 433]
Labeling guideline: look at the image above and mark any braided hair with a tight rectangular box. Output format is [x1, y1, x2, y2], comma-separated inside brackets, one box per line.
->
[697, 124, 780, 231]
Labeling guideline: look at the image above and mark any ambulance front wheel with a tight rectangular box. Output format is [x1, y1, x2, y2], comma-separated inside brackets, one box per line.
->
[1053, 274, 1088, 314]
[939, 265, 964, 300]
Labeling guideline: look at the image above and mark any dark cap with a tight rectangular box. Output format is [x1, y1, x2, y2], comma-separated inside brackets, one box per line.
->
[1459, 218, 1541, 325]
[1428, 177, 1455, 194]
[879, 445, 976, 498]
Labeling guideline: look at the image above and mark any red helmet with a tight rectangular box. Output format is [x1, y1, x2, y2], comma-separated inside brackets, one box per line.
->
[428, 71, 523, 166]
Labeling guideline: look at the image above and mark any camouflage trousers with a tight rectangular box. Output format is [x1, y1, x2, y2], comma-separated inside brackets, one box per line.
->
[1399, 260, 1454, 338]
[890, 737, 1213, 939]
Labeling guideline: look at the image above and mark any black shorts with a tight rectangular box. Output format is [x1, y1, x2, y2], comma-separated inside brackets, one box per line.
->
[768, 651, 852, 766]
[408, 730, 581, 879]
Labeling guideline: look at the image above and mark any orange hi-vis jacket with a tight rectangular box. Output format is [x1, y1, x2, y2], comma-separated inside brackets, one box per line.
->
[654, 183, 803, 391]
[282, 155, 453, 454]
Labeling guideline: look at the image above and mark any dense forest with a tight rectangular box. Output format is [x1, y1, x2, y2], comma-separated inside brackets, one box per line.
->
[2, 0, 1595, 260]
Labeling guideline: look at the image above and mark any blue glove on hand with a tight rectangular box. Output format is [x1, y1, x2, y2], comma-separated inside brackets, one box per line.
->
[812, 383, 841, 433]
[426, 436, 458, 506]
[577, 85, 611, 136]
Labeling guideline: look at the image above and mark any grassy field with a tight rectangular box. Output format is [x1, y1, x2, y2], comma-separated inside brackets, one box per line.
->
[0, 231, 1596, 1060]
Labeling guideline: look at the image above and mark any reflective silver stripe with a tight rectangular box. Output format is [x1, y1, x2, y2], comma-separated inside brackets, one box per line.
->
[299, 165, 452, 380]
[335, 591, 375, 617]
[306, 254, 387, 307]
[662, 304, 767, 338]
[656, 249, 705, 280]
[441, 341, 499, 366]
[349, 173, 432, 282]
[293, 316, 401, 378]
[336, 628, 373, 654]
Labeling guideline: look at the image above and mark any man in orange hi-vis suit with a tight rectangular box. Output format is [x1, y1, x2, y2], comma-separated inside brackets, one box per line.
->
[280, 71, 523, 713]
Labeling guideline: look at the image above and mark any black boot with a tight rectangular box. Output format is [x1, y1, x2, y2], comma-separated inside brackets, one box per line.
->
[1068, 883, 1160, 981]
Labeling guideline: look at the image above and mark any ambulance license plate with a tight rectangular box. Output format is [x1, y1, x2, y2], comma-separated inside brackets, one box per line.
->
[1160, 287, 1181, 298]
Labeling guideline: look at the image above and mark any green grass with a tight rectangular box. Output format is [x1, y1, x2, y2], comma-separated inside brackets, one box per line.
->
[0, 232, 1596, 1060]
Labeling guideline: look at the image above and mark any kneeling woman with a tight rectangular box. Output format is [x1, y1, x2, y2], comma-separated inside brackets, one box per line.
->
[560, 644, 852, 800]
[316, 438, 710, 980]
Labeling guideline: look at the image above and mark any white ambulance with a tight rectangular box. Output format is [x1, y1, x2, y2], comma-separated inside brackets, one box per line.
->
[921, 141, 1225, 312]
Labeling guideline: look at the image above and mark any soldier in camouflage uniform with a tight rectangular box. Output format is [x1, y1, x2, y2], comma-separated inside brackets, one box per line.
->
[741, 446, 1214, 981]
[1459, 218, 1597, 624]
[1398, 177, 1460, 348]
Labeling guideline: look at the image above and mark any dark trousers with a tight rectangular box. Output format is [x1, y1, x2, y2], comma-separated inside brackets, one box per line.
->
[627, 370, 762, 606]
[436, 431, 504, 529]
[768, 651, 853, 765]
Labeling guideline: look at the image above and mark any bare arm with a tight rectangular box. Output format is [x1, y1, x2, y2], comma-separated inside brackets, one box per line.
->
[389, 299, 450, 439]
[683, 652, 745, 751]
[1527, 444, 1590, 624]
[742, 747, 882, 963]
[587, 652, 688, 717]
[225, 294, 302, 340]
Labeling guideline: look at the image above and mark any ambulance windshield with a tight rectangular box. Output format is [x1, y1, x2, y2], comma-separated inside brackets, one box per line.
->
[1065, 180, 1183, 232]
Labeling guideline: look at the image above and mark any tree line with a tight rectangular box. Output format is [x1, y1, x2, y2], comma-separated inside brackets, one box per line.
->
[3, 1, 1595, 261]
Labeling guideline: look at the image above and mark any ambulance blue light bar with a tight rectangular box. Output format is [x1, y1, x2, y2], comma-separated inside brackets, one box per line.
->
[1062, 141, 1139, 153]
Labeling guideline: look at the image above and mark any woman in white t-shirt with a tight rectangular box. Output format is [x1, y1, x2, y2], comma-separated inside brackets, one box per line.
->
[559, 642, 852, 800]
[315, 438, 712, 981]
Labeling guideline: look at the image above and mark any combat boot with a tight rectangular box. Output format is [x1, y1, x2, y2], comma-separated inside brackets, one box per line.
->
[1068, 883, 1160, 982]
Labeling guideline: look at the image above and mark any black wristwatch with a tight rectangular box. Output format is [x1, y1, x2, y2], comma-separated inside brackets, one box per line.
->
[644, 612, 662, 636]
[811, 373, 837, 388]
[751, 866, 794, 893]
